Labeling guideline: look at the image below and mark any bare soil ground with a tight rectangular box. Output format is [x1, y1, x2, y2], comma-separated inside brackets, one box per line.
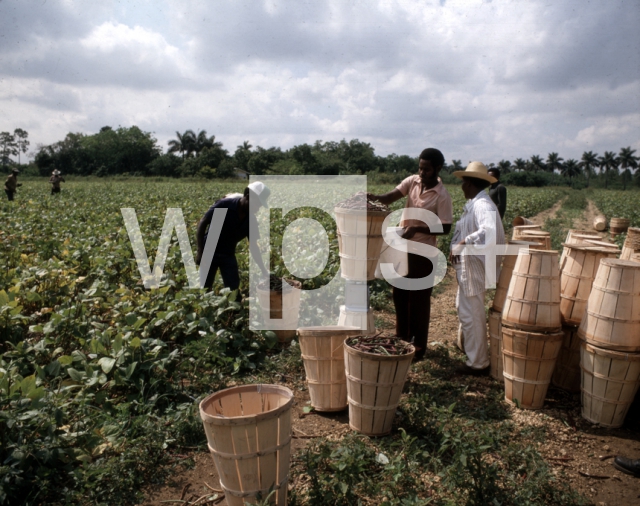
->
[142, 199, 640, 506]
[526, 197, 566, 226]
[572, 200, 610, 240]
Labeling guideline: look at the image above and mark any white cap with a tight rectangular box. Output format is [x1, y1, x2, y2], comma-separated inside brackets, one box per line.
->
[247, 181, 271, 208]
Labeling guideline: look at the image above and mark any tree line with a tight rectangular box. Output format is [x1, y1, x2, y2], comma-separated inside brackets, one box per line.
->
[2, 125, 639, 188]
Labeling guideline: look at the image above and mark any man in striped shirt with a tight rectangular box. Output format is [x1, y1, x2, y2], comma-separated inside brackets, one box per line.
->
[450, 162, 505, 375]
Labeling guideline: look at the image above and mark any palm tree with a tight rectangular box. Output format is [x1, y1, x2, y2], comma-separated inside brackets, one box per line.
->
[561, 159, 581, 183]
[580, 151, 598, 188]
[234, 140, 254, 173]
[546, 152, 564, 174]
[167, 130, 197, 159]
[498, 159, 512, 174]
[449, 159, 463, 174]
[528, 155, 546, 172]
[619, 147, 638, 179]
[194, 130, 223, 156]
[599, 151, 619, 189]
[513, 158, 527, 172]
[621, 168, 633, 190]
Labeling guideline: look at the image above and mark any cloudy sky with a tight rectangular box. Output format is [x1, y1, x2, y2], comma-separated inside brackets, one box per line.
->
[1, 0, 639, 164]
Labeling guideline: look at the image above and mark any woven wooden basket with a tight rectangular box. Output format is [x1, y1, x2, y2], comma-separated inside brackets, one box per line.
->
[199, 384, 293, 506]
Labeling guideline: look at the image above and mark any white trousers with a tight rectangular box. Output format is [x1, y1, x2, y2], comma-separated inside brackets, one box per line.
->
[455, 286, 490, 370]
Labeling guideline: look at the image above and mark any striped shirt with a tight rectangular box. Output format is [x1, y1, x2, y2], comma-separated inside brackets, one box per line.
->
[451, 190, 505, 296]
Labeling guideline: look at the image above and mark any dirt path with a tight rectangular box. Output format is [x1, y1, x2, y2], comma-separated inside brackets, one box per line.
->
[142, 199, 640, 506]
[572, 200, 608, 239]
[526, 196, 566, 226]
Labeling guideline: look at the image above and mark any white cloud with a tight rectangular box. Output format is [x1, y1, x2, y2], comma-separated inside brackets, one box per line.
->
[0, 0, 639, 164]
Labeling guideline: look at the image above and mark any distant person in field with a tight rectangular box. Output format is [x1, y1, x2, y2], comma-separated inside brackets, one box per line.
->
[450, 162, 505, 376]
[4, 168, 22, 201]
[368, 148, 453, 361]
[195, 182, 269, 291]
[487, 168, 506, 219]
[49, 170, 65, 195]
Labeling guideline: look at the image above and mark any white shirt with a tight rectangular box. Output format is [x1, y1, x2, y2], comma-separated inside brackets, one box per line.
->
[451, 190, 506, 297]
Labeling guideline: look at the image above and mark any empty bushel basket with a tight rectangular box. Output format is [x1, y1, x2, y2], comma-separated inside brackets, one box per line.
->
[502, 326, 563, 410]
[580, 342, 640, 428]
[502, 249, 562, 332]
[577, 258, 640, 352]
[551, 325, 582, 392]
[256, 278, 302, 343]
[297, 326, 361, 412]
[335, 207, 390, 281]
[560, 244, 618, 326]
[199, 384, 293, 506]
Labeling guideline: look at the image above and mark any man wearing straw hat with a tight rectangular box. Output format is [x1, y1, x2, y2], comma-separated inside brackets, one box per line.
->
[4, 168, 21, 201]
[49, 170, 65, 195]
[450, 162, 505, 376]
[368, 148, 453, 361]
[195, 181, 270, 292]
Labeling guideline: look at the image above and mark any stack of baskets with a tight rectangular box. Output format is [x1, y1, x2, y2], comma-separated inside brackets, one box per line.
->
[553, 243, 619, 392]
[577, 258, 640, 428]
[334, 204, 390, 333]
[490, 240, 543, 381]
[500, 249, 564, 409]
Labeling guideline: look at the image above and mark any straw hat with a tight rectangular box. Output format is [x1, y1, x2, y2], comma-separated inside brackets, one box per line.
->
[452, 161, 497, 184]
[53, 170, 61, 176]
[11, 168, 20, 174]
[247, 181, 271, 208]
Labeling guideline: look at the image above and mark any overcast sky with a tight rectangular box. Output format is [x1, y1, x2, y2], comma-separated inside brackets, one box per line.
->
[1, 0, 639, 164]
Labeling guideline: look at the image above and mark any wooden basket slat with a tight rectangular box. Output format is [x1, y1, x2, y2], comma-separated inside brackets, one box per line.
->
[199, 385, 293, 506]
[580, 342, 640, 428]
[502, 326, 563, 409]
[578, 259, 640, 351]
[344, 341, 414, 436]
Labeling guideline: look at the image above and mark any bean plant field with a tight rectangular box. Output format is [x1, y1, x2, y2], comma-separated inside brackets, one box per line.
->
[0, 180, 632, 505]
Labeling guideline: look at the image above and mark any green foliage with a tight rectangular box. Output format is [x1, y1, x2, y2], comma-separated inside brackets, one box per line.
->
[0, 180, 595, 505]
[34, 127, 161, 177]
[589, 189, 640, 228]
[502, 171, 566, 187]
[291, 390, 586, 506]
[146, 153, 183, 177]
[0, 180, 285, 505]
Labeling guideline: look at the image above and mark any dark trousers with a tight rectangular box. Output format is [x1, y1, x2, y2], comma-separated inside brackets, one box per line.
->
[393, 252, 434, 356]
[203, 254, 240, 291]
[51, 187, 61, 195]
[5, 190, 14, 201]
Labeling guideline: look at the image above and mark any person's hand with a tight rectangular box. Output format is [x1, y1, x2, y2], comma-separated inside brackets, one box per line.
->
[450, 240, 466, 264]
[401, 226, 417, 240]
[195, 249, 203, 266]
[366, 192, 379, 201]
[17, 183, 22, 187]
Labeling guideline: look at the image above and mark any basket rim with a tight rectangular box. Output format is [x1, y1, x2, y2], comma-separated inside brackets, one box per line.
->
[580, 341, 640, 360]
[561, 242, 619, 252]
[500, 325, 564, 338]
[333, 206, 391, 216]
[199, 384, 294, 425]
[297, 325, 361, 336]
[599, 258, 640, 268]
